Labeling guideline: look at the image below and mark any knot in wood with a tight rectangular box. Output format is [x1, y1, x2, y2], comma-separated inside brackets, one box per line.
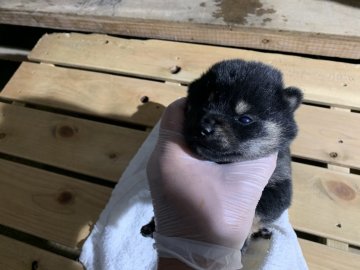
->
[108, 152, 119, 160]
[329, 152, 338, 158]
[57, 191, 74, 205]
[325, 180, 356, 202]
[56, 125, 78, 138]
[262, 38, 270, 44]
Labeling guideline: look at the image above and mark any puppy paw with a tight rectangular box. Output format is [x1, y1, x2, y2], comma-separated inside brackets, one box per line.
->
[140, 218, 155, 238]
[252, 228, 272, 240]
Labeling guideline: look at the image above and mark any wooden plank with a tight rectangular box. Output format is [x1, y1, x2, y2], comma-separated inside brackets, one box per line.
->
[28, 33, 360, 110]
[2, 65, 360, 169]
[293, 105, 360, 170]
[0, 62, 185, 127]
[1, 0, 360, 58]
[3, 11, 359, 60]
[0, 103, 146, 181]
[290, 163, 360, 247]
[0, 159, 111, 248]
[4, 0, 360, 36]
[299, 239, 360, 270]
[0, 235, 83, 270]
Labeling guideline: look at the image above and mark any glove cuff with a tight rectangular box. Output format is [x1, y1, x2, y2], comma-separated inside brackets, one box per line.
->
[154, 233, 242, 270]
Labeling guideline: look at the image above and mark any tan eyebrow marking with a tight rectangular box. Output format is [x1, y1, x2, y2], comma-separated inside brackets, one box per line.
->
[235, 101, 250, 114]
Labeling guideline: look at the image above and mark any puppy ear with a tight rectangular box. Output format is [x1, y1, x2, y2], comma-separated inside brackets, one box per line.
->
[283, 87, 303, 111]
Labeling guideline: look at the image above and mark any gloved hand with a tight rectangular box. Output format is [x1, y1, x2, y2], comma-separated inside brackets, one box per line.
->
[147, 98, 277, 269]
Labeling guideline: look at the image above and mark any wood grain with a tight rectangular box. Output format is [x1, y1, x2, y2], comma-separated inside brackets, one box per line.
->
[0, 62, 185, 127]
[1, 0, 360, 58]
[0, 235, 83, 270]
[0, 159, 111, 248]
[0, 103, 146, 181]
[28, 33, 360, 109]
[290, 162, 360, 246]
[299, 239, 360, 270]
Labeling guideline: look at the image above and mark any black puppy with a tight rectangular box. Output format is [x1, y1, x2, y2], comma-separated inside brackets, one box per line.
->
[142, 59, 302, 246]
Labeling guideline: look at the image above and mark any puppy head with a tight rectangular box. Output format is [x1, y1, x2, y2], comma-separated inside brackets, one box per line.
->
[184, 59, 303, 162]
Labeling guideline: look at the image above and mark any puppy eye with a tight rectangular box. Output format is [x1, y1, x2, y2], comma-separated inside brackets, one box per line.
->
[236, 115, 253, 125]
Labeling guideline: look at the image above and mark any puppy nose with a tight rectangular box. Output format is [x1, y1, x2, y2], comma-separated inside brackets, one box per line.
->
[200, 125, 214, 136]
[200, 117, 215, 136]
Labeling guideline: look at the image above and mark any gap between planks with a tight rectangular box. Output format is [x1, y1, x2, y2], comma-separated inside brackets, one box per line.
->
[0, 223, 80, 260]
[0, 235, 83, 270]
[299, 239, 360, 270]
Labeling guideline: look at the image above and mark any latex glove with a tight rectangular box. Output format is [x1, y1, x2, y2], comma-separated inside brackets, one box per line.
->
[147, 98, 277, 269]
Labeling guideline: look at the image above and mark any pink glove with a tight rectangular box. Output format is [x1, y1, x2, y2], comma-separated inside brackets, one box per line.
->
[147, 98, 277, 269]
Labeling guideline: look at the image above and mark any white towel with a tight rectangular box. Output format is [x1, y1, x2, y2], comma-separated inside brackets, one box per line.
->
[80, 124, 309, 270]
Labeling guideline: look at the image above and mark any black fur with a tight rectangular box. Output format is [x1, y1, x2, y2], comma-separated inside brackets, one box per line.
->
[141, 59, 303, 242]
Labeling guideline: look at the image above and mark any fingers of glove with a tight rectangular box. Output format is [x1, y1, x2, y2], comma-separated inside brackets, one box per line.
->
[218, 153, 278, 226]
[148, 165, 258, 248]
[149, 152, 278, 226]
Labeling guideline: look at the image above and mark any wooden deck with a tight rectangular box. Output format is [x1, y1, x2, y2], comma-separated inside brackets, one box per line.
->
[0, 0, 360, 59]
[0, 32, 360, 269]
